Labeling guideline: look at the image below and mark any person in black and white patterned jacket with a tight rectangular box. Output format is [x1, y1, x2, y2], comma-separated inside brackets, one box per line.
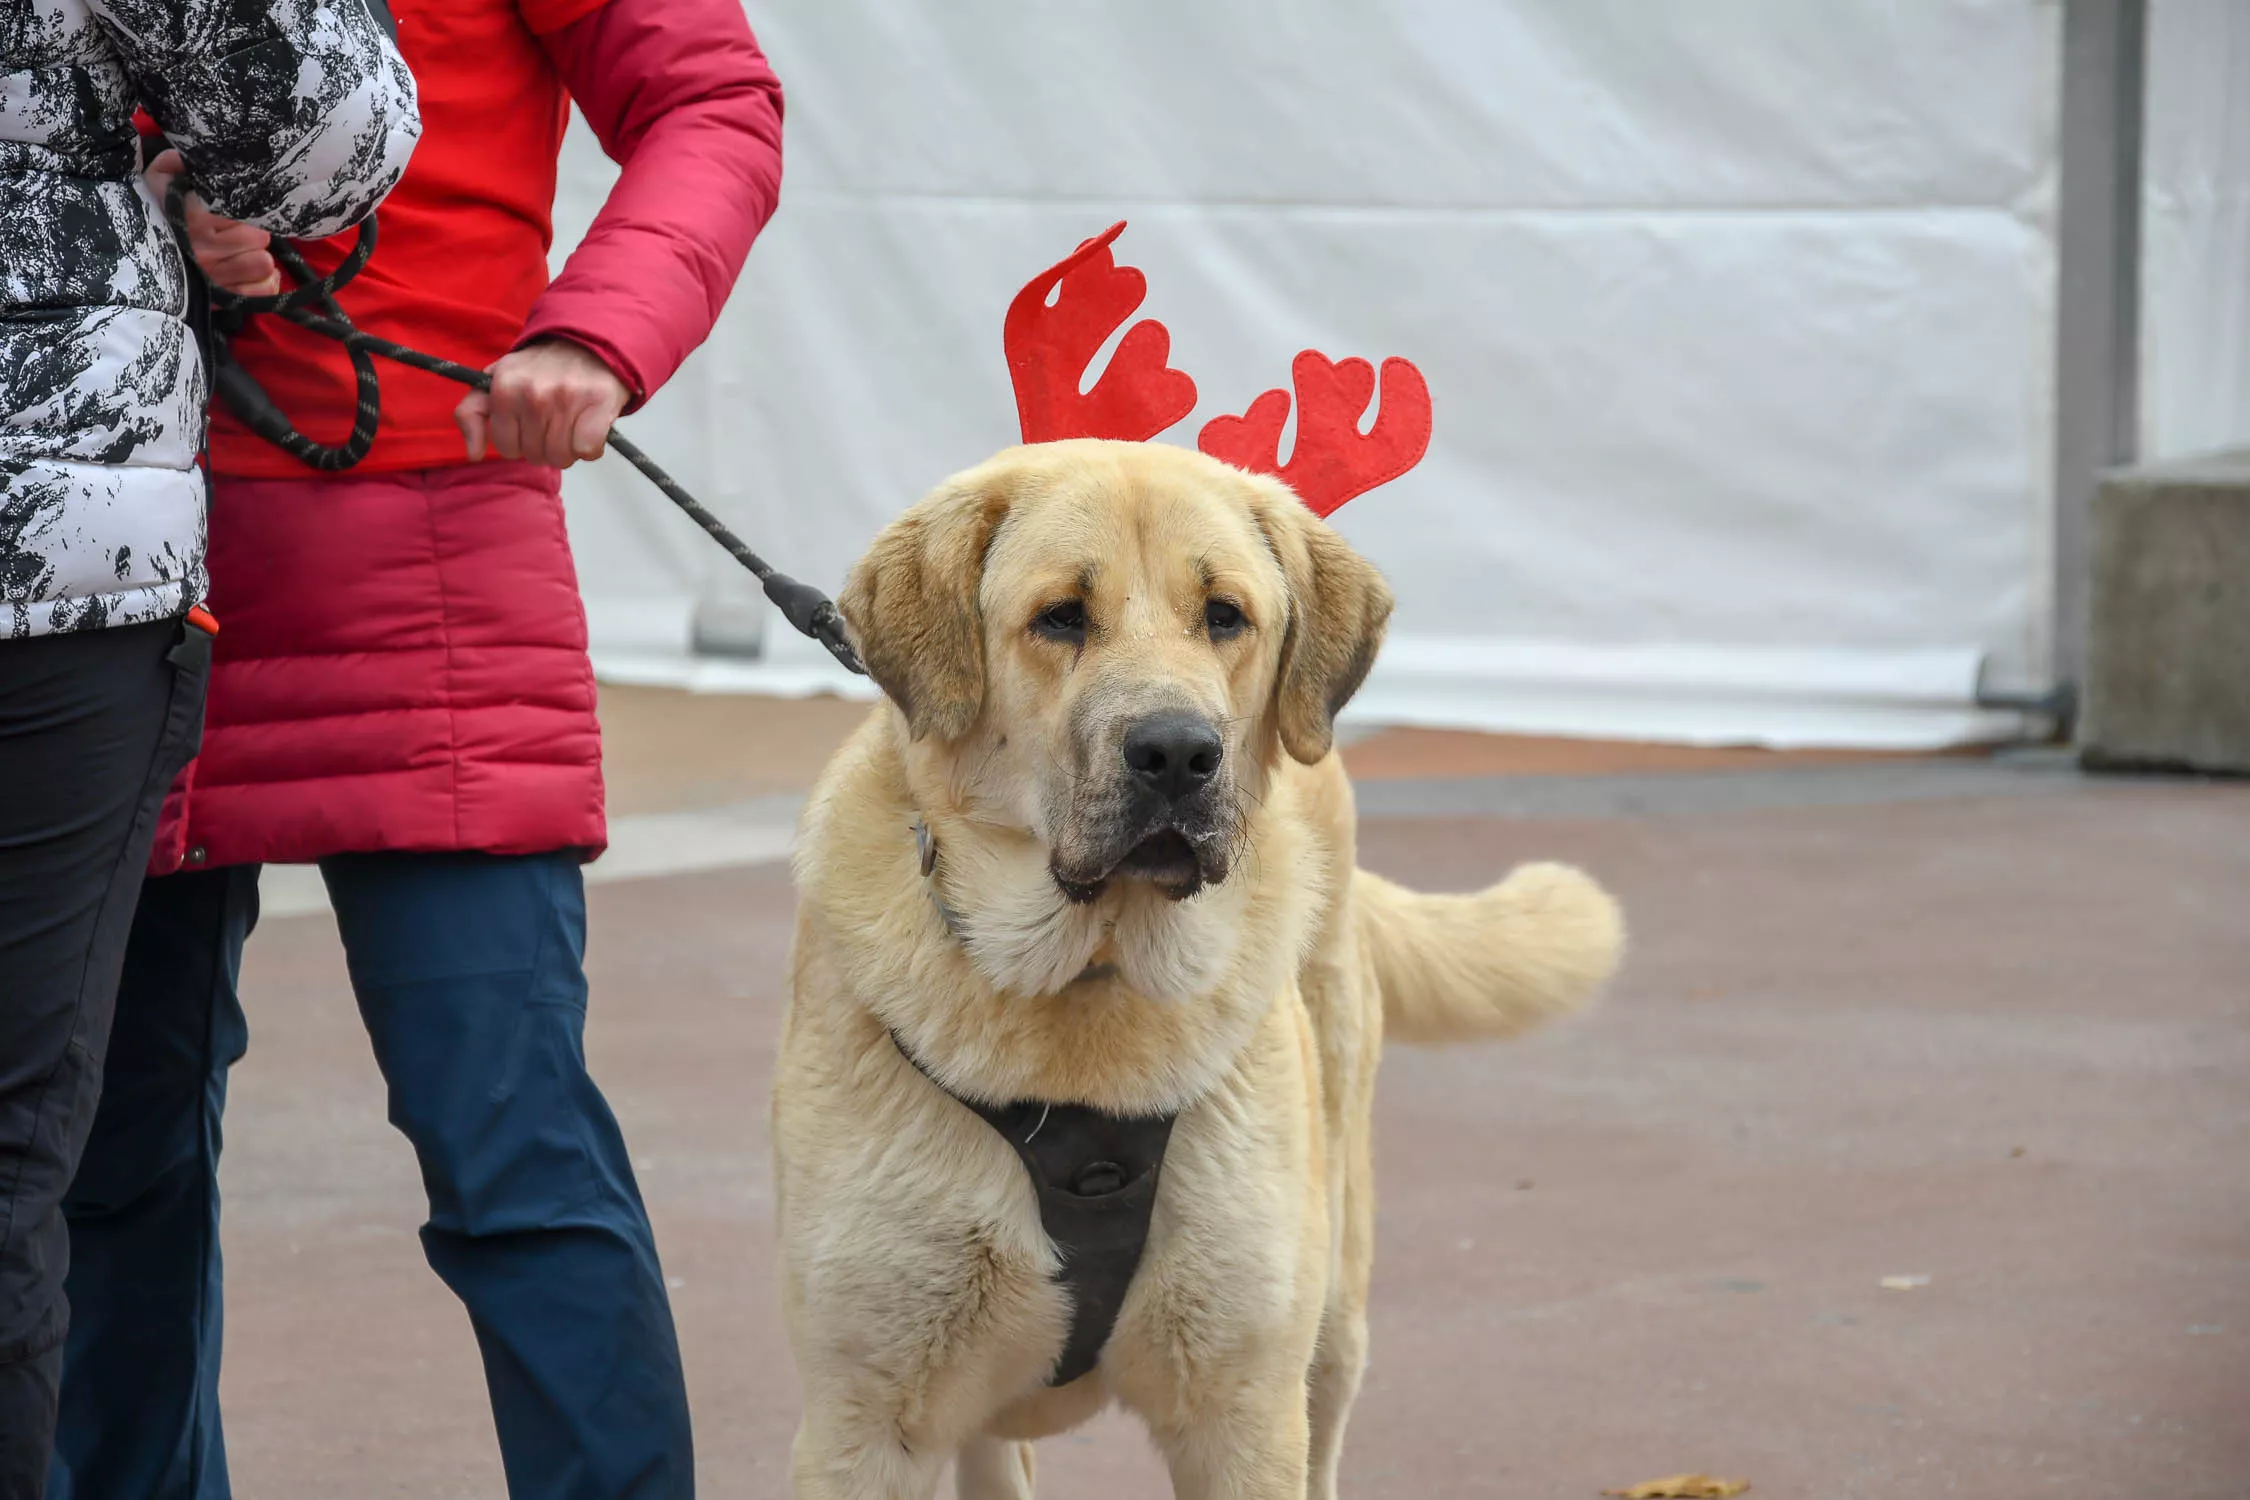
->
[2, 0, 418, 637]
[0, 4, 415, 1490]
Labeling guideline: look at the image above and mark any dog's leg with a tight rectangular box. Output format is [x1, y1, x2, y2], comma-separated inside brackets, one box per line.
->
[1306, 1117, 1375, 1499]
[791, 1416, 946, 1500]
[1305, 1303, 1367, 1500]
[1155, 1393, 1311, 1500]
[1298, 906, 1381, 1500]
[955, 1435, 1035, 1499]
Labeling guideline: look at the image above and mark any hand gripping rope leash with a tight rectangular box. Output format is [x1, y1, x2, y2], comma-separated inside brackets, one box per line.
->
[160, 178, 865, 676]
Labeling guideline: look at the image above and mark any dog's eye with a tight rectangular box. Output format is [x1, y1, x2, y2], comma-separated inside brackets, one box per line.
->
[1033, 600, 1087, 641]
[1204, 599, 1246, 640]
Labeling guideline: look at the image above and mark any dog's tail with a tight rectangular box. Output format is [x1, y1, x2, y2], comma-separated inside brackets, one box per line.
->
[1352, 864, 1624, 1045]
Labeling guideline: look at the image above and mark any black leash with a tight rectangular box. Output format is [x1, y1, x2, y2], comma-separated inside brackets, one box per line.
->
[162, 178, 864, 675]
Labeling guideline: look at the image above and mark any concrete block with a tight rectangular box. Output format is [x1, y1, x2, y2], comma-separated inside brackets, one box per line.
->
[2080, 450, 2250, 773]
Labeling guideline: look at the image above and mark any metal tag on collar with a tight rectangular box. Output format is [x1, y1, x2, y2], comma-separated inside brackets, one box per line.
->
[914, 819, 938, 878]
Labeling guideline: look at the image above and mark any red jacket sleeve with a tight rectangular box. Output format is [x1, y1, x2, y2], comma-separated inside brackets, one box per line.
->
[519, 0, 784, 410]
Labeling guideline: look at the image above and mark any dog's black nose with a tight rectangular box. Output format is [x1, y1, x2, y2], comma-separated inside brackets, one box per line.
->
[1122, 712, 1223, 802]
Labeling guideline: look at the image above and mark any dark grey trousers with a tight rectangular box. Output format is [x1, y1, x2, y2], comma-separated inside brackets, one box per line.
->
[0, 619, 209, 1500]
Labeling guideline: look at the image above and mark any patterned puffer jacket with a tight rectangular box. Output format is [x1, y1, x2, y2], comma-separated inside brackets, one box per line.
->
[1, 0, 419, 639]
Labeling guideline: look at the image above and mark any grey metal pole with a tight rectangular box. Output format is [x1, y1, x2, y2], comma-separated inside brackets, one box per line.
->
[2048, 0, 2147, 698]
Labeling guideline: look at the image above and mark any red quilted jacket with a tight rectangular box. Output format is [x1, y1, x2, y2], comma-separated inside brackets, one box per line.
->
[150, 462, 605, 872]
[148, 0, 782, 874]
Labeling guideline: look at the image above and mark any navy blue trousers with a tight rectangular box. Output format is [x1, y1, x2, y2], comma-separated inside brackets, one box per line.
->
[51, 851, 692, 1500]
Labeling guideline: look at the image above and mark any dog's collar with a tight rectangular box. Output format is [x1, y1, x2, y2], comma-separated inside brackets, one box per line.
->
[888, 1027, 1177, 1388]
[912, 819, 971, 940]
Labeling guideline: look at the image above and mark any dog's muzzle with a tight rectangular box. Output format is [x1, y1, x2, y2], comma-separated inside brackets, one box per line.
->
[1051, 710, 1235, 903]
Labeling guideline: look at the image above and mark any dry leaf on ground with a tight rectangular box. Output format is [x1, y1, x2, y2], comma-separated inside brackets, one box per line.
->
[1603, 1476, 1750, 1499]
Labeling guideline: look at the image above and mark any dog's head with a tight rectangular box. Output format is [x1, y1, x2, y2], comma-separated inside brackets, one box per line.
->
[841, 439, 1392, 907]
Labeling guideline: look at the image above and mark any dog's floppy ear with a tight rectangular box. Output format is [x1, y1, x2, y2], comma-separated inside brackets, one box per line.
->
[1251, 483, 1394, 764]
[840, 478, 1013, 741]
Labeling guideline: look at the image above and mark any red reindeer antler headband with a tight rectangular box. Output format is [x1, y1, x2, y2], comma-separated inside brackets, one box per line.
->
[1002, 221, 1432, 517]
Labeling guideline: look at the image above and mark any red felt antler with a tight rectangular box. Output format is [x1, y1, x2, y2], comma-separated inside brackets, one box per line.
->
[1004, 221, 1198, 444]
[1197, 351, 1432, 517]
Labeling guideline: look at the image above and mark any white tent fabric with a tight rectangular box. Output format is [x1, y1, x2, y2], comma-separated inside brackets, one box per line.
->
[556, 1, 2072, 747]
[2141, 0, 2250, 463]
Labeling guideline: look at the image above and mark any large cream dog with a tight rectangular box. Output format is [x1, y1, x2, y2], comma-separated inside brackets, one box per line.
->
[776, 439, 1623, 1499]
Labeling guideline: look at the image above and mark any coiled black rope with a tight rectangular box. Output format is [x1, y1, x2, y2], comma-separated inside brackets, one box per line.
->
[162, 178, 864, 675]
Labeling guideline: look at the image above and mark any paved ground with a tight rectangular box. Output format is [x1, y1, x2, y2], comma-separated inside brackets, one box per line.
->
[201, 693, 2248, 1498]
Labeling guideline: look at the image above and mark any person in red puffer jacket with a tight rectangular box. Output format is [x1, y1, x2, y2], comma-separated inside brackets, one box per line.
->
[53, 4, 782, 1497]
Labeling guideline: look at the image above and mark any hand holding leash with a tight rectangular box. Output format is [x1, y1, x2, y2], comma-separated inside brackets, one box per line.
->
[150, 160, 864, 677]
[145, 151, 281, 297]
[457, 342, 632, 469]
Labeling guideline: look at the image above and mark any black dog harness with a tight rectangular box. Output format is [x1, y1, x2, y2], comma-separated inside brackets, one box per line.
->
[889, 1033, 1175, 1387]
[899, 823, 1180, 1387]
